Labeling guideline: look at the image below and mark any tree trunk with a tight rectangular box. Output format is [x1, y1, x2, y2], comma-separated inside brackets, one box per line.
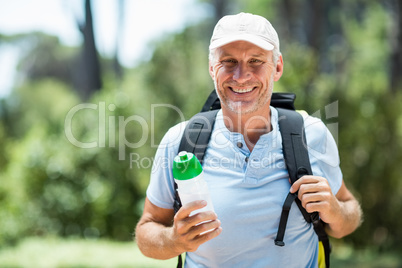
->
[305, 0, 323, 50]
[113, 0, 124, 83]
[390, 0, 402, 92]
[77, 0, 102, 99]
[213, 0, 227, 23]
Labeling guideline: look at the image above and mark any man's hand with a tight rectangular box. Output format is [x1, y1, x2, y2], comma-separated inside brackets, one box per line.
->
[289, 176, 340, 224]
[135, 198, 222, 260]
[171, 200, 222, 253]
[289, 176, 362, 238]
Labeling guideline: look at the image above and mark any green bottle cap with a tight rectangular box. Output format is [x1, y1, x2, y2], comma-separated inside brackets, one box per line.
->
[172, 151, 203, 180]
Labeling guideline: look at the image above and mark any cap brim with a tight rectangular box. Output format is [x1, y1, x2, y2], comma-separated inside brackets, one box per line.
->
[209, 34, 275, 51]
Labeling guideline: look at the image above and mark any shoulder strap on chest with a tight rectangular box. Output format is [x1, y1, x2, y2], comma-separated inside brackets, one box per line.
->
[275, 108, 330, 267]
[275, 107, 314, 225]
[173, 109, 219, 214]
[276, 108, 312, 183]
[178, 109, 219, 163]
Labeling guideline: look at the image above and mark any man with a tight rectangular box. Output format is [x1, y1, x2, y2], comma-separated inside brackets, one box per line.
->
[135, 12, 362, 267]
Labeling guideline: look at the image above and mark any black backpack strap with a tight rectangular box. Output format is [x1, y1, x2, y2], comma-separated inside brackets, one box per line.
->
[313, 219, 331, 268]
[274, 192, 298, 246]
[176, 254, 183, 268]
[276, 108, 314, 222]
[201, 90, 221, 112]
[274, 108, 330, 267]
[271, 92, 296, 110]
[178, 110, 219, 163]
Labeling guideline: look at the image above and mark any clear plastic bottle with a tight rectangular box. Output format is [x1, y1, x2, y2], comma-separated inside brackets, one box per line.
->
[172, 151, 215, 217]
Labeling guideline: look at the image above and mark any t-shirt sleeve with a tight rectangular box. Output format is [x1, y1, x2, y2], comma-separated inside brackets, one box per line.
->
[146, 121, 187, 209]
[303, 115, 343, 195]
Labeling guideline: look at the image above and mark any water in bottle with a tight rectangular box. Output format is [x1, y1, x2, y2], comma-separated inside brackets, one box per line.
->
[172, 151, 215, 217]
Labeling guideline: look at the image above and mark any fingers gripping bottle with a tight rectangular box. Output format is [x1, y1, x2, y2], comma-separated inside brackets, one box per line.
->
[172, 151, 215, 217]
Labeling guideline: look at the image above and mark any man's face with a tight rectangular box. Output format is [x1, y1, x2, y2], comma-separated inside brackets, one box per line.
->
[209, 41, 283, 115]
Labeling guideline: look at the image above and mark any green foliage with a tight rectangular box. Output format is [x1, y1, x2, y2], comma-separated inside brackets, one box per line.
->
[333, 5, 402, 251]
[0, 78, 144, 245]
[2, 33, 79, 88]
[141, 22, 215, 146]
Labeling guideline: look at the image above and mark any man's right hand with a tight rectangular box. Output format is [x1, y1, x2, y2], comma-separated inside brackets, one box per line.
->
[171, 200, 222, 253]
[135, 198, 222, 259]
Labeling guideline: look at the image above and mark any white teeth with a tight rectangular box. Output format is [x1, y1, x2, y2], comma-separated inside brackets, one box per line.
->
[231, 87, 254, 93]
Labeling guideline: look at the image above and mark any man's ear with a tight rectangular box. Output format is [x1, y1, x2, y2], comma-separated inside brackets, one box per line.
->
[273, 55, 284, 82]
[209, 63, 215, 80]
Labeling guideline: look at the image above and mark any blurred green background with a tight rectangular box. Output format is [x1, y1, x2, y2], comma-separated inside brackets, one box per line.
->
[0, 0, 401, 267]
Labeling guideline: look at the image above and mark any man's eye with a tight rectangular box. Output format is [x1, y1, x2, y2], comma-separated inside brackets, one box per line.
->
[250, 59, 263, 64]
[222, 59, 237, 66]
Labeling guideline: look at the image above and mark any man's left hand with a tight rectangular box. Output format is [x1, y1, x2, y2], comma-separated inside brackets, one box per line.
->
[289, 175, 341, 225]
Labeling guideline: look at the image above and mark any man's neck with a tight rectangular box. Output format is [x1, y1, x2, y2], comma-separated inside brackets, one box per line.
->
[222, 107, 272, 151]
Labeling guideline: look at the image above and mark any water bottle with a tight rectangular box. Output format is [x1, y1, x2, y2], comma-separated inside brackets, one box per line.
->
[172, 151, 215, 217]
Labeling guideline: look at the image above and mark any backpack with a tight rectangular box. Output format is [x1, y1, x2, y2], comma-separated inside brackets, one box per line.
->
[173, 90, 331, 268]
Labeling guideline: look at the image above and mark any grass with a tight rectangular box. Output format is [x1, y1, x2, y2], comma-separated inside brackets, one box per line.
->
[0, 237, 177, 268]
[0, 237, 400, 268]
[330, 242, 402, 268]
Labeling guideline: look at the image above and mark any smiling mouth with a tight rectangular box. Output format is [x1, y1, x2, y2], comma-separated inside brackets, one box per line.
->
[229, 87, 256, 94]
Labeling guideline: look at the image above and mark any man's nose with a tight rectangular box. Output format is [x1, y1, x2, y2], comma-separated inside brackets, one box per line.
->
[232, 63, 251, 83]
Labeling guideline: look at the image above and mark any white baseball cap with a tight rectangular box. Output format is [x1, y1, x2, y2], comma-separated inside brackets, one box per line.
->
[209, 12, 280, 52]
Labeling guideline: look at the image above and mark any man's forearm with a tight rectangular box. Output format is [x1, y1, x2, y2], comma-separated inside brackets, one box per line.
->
[135, 221, 181, 260]
[326, 199, 363, 239]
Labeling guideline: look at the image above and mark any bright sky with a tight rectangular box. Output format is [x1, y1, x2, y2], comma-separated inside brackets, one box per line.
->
[0, 0, 211, 98]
